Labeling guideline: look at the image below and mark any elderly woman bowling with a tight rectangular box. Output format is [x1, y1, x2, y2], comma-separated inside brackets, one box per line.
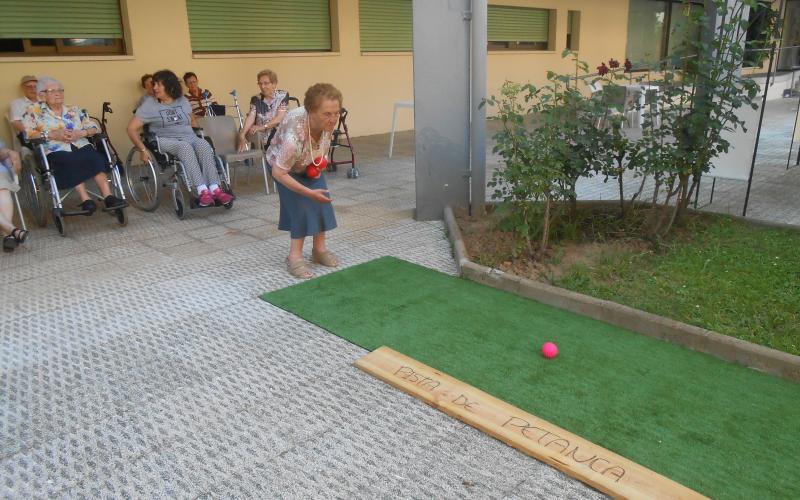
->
[266, 83, 342, 279]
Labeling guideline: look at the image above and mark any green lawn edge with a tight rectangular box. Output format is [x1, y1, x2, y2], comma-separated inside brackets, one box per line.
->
[550, 216, 800, 356]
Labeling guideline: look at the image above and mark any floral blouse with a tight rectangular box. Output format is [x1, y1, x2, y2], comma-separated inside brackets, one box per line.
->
[248, 90, 289, 128]
[21, 102, 98, 154]
[266, 106, 331, 175]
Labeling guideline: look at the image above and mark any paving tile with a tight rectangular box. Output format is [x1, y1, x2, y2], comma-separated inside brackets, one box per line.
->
[2, 100, 796, 498]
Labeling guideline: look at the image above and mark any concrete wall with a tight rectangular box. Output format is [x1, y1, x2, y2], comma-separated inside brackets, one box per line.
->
[0, 0, 629, 151]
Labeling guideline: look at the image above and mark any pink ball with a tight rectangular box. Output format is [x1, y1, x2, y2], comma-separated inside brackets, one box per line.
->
[541, 342, 559, 359]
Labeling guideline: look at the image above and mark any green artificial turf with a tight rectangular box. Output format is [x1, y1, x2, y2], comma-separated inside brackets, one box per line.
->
[261, 256, 800, 500]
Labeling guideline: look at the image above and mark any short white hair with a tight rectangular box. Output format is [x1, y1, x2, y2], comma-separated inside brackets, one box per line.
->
[36, 75, 62, 93]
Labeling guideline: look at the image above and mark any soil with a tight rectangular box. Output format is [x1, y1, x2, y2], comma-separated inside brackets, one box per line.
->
[453, 205, 656, 284]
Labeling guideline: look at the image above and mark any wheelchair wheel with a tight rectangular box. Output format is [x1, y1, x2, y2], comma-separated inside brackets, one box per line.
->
[21, 159, 48, 227]
[172, 188, 185, 219]
[115, 208, 127, 226]
[52, 208, 65, 237]
[124, 147, 160, 211]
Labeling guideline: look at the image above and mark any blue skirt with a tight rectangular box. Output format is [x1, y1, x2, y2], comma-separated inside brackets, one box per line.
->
[269, 163, 337, 239]
[47, 144, 107, 189]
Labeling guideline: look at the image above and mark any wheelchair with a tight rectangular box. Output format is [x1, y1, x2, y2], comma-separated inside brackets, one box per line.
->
[20, 125, 128, 237]
[123, 126, 233, 219]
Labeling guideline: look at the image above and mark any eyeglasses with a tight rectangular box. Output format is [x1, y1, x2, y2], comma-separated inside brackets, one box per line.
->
[43, 88, 65, 94]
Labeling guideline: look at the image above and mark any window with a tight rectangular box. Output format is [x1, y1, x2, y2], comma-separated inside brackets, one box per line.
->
[359, 1, 552, 53]
[743, 1, 776, 67]
[625, 0, 703, 69]
[186, 0, 332, 53]
[0, 0, 125, 56]
[566, 10, 581, 51]
[488, 5, 551, 51]
[359, 0, 412, 52]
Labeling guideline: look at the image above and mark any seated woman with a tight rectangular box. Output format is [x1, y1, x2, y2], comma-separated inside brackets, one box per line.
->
[127, 69, 232, 207]
[0, 140, 27, 252]
[237, 69, 289, 153]
[21, 76, 127, 214]
[183, 72, 215, 118]
[266, 83, 342, 279]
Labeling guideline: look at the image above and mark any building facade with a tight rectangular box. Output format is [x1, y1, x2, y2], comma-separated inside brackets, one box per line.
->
[1, 0, 630, 149]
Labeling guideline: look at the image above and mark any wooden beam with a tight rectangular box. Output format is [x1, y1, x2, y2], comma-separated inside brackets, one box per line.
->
[355, 346, 708, 500]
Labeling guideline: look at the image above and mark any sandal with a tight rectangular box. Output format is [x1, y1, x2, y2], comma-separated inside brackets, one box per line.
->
[311, 250, 339, 268]
[287, 259, 313, 279]
[11, 228, 28, 244]
[3, 235, 17, 253]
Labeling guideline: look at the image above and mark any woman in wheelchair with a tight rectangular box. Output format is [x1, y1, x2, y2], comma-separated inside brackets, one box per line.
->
[0, 141, 26, 252]
[21, 77, 127, 214]
[127, 70, 232, 207]
[237, 69, 289, 153]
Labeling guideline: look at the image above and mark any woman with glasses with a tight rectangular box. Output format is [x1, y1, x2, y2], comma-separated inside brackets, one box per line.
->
[266, 83, 342, 279]
[21, 76, 126, 214]
[237, 69, 289, 153]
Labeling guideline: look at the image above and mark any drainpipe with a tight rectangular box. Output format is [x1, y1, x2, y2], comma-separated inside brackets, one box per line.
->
[470, 0, 487, 216]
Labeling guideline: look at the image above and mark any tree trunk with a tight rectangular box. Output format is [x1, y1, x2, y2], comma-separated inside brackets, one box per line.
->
[628, 174, 648, 215]
[568, 179, 578, 221]
[671, 173, 699, 228]
[540, 196, 551, 256]
[523, 204, 534, 257]
[662, 175, 690, 236]
[650, 177, 677, 237]
[651, 177, 662, 208]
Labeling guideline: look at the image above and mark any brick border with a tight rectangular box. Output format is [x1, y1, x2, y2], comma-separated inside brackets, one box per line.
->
[444, 205, 800, 382]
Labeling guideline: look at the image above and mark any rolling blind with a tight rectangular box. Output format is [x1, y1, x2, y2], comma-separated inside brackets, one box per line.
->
[186, 0, 332, 52]
[0, 0, 123, 39]
[488, 5, 549, 43]
[359, 0, 412, 52]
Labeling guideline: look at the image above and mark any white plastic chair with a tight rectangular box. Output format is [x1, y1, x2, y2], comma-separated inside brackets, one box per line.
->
[623, 86, 643, 128]
[584, 79, 603, 96]
[198, 115, 273, 194]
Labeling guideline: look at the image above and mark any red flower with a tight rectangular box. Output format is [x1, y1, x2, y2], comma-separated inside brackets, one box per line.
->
[609, 58, 620, 69]
[597, 62, 609, 76]
[624, 58, 633, 72]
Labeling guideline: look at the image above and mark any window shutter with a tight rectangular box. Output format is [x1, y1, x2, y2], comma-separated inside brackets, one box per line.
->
[0, 0, 122, 39]
[359, 0, 412, 52]
[488, 5, 549, 43]
[186, 0, 332, 52]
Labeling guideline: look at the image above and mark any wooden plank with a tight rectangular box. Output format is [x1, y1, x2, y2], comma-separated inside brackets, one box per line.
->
[355, 346, 708, 500]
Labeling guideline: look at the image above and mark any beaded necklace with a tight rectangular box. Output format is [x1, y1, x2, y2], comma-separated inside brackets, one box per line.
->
[306, 111, 325, 167]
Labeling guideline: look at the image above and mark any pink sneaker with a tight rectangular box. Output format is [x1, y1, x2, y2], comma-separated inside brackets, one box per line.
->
[212, 188, 233, 206]
[198, 189, 214, 207]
